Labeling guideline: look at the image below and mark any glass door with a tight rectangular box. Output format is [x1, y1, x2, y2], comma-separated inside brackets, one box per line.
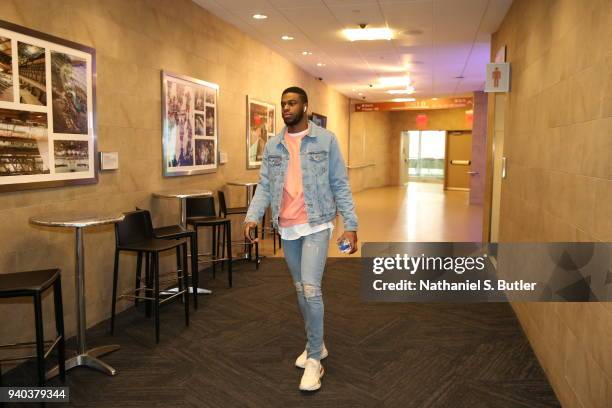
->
[406, 130, 446, 181]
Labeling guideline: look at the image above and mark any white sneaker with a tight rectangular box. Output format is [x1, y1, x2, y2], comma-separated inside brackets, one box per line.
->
[299, 358, 324, 391]
[295, 344, 328, 368]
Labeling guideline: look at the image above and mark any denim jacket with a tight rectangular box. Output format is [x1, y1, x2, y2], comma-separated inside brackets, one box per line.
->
[245, 121, 358, 231]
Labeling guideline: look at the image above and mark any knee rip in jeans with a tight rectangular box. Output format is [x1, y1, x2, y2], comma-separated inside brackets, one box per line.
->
[302, 283, 321, 299]
[294, 282, 303, 294]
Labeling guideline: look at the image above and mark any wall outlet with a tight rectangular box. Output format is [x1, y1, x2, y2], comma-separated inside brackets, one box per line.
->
[219, 151, 228, 164]
[100, 152, 119, 170]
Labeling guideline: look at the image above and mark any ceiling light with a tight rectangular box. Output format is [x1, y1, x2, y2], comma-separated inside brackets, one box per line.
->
[281, 35, 294, 41]
[252, 14, 267, 20]
[358, 92, 363, 95]
[352, 88, 357, 91]
[391, 98, 416, 102]
[387, 86, 415, 95]
[316, 62, 326, 67]
[343, 27, 393, 42]
[432, 97, 438, 100]
[378, 76, 411, 87]
[302, 51, 312, 55]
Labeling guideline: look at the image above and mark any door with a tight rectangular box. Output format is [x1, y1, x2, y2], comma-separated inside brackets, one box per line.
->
[445, 131, 472, 190]
[490, 94, 506, 241]
[401, 130, 446, 183]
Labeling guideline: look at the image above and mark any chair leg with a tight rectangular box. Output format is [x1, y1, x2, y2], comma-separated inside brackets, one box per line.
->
[216, 224, 221, 268]
[135, 251, 142, 308]
[226, 221, 233, 288]
[33, 293, 45, 386]
[153, 252, 160, 344]
[273, 227, 277, 254]
[255, 225, 260, 270]
[211, 225, 217, 279]
[145, 252, 152, 319]
[261, 213, 266, 239]
[53, 279, 66, 383]
[190, 234, 198, 309]
[182, 243, 190, 326]
[110, 248, 119, 335]
[220, 223, 226, 270]
[176, 246, 183, 293]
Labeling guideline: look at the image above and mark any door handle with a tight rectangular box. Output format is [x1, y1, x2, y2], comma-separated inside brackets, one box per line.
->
[467, 171, 479, 175]
[501, 157, 507, 179]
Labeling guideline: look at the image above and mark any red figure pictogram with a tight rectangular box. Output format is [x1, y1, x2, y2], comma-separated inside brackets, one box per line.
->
[492, 67, 501, 87]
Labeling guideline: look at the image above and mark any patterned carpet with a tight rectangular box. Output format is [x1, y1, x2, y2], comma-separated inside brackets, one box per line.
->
[3, 258, 560, 407]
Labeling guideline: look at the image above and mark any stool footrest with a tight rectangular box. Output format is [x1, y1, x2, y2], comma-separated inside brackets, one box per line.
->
[0, 335, 63, 363]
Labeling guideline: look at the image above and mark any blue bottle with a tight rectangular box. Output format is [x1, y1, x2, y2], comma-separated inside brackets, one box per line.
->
[338, 238, 351, 253]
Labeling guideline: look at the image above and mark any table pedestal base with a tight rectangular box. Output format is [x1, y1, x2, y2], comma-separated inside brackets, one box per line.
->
[160, 286, 212, 295]
[46, 344, 120, 379]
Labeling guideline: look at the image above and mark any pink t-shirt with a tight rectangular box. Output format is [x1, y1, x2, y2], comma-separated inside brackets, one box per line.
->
[279, 127, 310, 227]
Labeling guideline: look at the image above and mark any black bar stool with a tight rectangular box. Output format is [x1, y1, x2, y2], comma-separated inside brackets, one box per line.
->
[218, 190, 262, 267]
[135, 207, 199, 309]
[0, 269, 65, 386]
[236, 185, 280, 252]
[151, 225, 199, 308]
[186, 196, 233, 287]
[111, 210, 189, 343]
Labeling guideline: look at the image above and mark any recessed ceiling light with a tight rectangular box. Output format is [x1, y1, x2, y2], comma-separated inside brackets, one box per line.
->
[391, 98, 416, 102]
[352, 88, 357, 91]
[378, 76, 411, 87]
[387, 86, 415, 95]
[252, 14, 267, 20]
[432, 97, 438, 100]
[343, 27, 394, 41]
[358, 92, 363, 95]
[281, 35, 294, 41]
[302, 51, 312, 55]
[316, 62, 326, 67]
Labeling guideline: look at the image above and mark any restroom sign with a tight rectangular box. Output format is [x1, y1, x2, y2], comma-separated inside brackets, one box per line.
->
[485, 63, 510, 92]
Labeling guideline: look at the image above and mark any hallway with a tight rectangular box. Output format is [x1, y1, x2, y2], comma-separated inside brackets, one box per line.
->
[260, 182, 483, 257]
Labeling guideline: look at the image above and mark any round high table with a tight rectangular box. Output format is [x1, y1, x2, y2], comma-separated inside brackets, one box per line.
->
[29, 212, 125, 379]
[152, 189, 213, 295]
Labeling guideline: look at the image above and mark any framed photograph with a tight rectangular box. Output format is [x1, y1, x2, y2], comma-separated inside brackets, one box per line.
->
[0, 19, 97, 192]
[162, 71, 218, 176]
[309, 112, 327, 128]
[247, 96, 275, 169]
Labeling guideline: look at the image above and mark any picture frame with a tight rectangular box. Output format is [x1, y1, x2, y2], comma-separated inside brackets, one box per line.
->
[0, 19, 97, 192]
[247, 96, 275, 169]
[161, 70, 218, 176]
[309, 112, 327, 128]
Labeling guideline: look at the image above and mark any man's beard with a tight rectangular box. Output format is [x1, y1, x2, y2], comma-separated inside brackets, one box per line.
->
[283, 110, 304, 126]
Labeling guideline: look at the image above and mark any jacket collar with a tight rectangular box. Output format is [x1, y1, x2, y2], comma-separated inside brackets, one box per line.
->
[276, 120, 318, 147]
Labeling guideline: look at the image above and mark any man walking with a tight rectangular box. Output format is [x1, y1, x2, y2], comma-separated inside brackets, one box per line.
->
[244, 86, 358, 391]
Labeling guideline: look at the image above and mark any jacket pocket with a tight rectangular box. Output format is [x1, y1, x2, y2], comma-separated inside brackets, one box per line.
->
[307, 151, 328, 176]
[268, 155, 282, 166]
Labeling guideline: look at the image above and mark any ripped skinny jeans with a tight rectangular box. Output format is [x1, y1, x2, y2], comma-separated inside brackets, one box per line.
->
[281, 228, 330, 360]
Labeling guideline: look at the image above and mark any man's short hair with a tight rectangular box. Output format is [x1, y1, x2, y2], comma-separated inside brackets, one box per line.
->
[282, 86, 308, 104]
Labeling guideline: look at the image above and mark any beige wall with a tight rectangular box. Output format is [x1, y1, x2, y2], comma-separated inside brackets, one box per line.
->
[348, 110, 394, 192]
[0, 0, 349, 347]
[492, 0, 612, 406]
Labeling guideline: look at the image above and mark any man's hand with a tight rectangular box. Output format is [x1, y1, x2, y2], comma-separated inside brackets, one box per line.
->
[243, 221, 259, 243]
[337, 230, 358, 254]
